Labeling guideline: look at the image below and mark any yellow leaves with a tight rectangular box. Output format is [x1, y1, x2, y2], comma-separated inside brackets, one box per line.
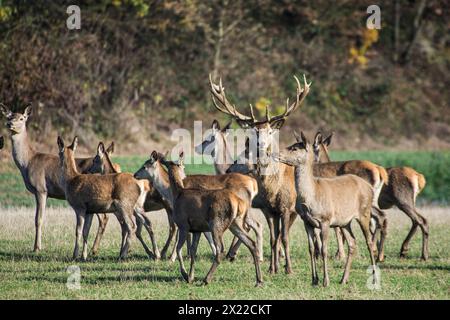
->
[255, 97, 271, 113]
[0, 5, 14, 22]
[348, 28, 379, 68]
[112, 0, 122, 7]
[110, 0, 149, 17]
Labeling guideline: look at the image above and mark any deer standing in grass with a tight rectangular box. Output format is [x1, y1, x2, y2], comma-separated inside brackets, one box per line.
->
[134, 151, 263, 261]
[58, 136, 149, 261]
[0, 104, 116, 254]
[87, 142, 162, 260]
[194, 119, 264, 261]
[273, 132, 377, 287]
[307, 132, 389, 262]
[209, 74, 311, 274]
[159, 152, 263, 286]
[314, 131, 429, 260]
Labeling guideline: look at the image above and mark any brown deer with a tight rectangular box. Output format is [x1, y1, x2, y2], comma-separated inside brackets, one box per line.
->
[57, 136, 149, 261]
[134, 151, 263, 261]
[160, 151, 263, 286]
[314, 131, 429, 260]
[194, 119, 264, 261]
[0, 104, 117, 254]
[209, 74, 311, 274]
[87, 142, 162, 260]
[309, 132, 389, 262]
[273, 132, 377, 287]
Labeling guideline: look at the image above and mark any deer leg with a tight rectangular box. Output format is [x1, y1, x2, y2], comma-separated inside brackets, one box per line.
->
[320, 222, 330, 287]
[188, 232, 201, 284]
[168, 230, 179, 263]
[246, 214, 264, 263]
[33, 192, 47, 252]
[304, 223, 319, 286]
[140, 212, 161, 260]
[340, 225, 356, 284]
[134, 213, 156, 260]
[313, 228, 322, 259]
[397, 202, 429, 260]
[358, 211, 378, 286]
[91, 214, 109, 256]
[264, 213, 278, 274]
[334, 228, 346, 261]
[281, 213, 292, 274]
[203, 232, 217, 257]
[119, 210, 136, 260]
[229, 217, 263, 287]
[372, 207, 388, 262]
[226, 236, 241, 262]
[81, 214, 94, 261]
[203, 229, 224, 285]
[176, 229, 189, 282]
[161, 208, 177, 259]
[73, 209, 86, 261]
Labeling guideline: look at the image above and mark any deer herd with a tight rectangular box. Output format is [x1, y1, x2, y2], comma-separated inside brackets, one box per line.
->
[0, 74, 429, 287]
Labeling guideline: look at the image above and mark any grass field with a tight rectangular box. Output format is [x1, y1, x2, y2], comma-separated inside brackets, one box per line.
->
[0, 152, 449, 299]
[0, 206, 448, 299]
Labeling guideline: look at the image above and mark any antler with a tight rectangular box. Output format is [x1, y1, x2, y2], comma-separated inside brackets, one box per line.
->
[209, 74, 255, 124]
[268, 74, 311, 125]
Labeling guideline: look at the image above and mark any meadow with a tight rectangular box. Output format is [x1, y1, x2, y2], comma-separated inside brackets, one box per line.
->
[0, 151, 449, 300]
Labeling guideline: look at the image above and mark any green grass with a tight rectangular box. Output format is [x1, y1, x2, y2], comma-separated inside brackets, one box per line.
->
[0, 206, 448, 299]
[0, 151, 448, 207]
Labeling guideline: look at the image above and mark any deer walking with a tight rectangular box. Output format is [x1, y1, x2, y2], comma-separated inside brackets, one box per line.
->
[209, 74, 311, 274]
[1, 104, 116, 254]
[159, 152, 262, 286]
[273, 132, 377, 287]
[58, 136, 149, 261]
[314, 131, 429, 260]
[134, 151, 263, 262]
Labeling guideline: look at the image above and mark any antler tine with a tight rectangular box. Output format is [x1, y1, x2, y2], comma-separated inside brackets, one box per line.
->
[209, 74, 253, 122]
[269, 74, 311, 124]
[249, 104, 256, 122]
[265, 105, 270, 122]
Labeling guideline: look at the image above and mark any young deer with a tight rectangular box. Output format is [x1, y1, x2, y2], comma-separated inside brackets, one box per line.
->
[161, 152, 263, 286]
[57, 136, 148, 261]
[314, 131, 429, 260]
[1, 104, 116, 253]
[87, 142, 162, 260]
[194, 119, 264, 261]
[209, 74, 311, 274]
[310, 132, 389, 262]
[273, 132, 377, 287]
[134, 151, 263, 262]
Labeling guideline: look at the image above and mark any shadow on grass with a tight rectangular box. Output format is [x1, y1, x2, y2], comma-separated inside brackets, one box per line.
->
[23, 273, 180, 284]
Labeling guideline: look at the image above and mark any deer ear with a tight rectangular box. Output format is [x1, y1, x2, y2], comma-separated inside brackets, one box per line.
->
[57, 136, 65, 152]
[0, 104, 12, 118]
[23, 105, 32, 119]
[300, 131, 309, 144]
[293, 131, 302, 142]
[270, 119, 285, 130]
[70, 136, 78, 152]
[97, 142, 105, 158]
[222, 121, 232, 132]
[105, 142, 115, 155]
[212, 120, 220, 131]
[179, 150, 184, 160]
[150, 150, 158, 160]
[323, 132, 334, 146]
[314, 131, 323, 146]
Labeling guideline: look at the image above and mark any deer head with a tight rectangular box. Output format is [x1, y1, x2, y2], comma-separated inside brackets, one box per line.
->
[87, 142, 116, 174]
[312, 131, 333, 163]
[134, 150, 169, 180]
[160, 151, 187, 182]
[1, 104, 32, 135]
[195, 119, 232, 157]
[209, 74, 311, 158]
[57, 136, 79, 175]
[272, 131, 311, 167]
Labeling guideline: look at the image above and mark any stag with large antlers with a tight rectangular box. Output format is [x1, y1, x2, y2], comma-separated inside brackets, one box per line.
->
[209, 74, 311, 274]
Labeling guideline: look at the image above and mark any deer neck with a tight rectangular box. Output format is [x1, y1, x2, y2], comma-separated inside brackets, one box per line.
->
[294, 152, 317, 205]
[152, 164, 174, 208]
[213, 134, 232, 175]
[62, 152, 80, 185]
[166, 166, 185, 202]
[10, 130, 35, 170]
